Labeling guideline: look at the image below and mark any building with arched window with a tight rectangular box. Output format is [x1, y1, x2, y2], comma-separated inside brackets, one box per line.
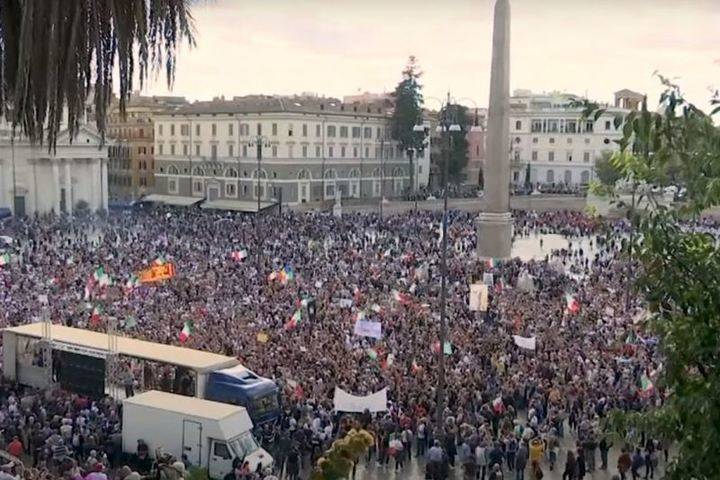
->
[152, 95, 423, 206]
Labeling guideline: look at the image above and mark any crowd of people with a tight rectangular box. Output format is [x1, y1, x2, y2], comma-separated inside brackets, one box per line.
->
[0, 206, 710, 479]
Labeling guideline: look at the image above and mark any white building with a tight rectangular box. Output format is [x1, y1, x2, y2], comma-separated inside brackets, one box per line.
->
[0, 123, 109, 216]
[508, 89, 639, 186]
[152, 95, 430, 207]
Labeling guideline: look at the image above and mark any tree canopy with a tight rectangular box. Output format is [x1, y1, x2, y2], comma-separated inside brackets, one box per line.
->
[586, 78, 720, 480]
[0, 0, 195, 149]
[390, 55, 424, 152]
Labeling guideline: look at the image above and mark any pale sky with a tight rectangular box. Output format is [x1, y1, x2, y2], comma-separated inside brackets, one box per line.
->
[142, 0, 720, 110]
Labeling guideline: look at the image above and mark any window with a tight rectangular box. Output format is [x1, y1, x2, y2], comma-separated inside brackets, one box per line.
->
[531, 120, 543, 133]
[546, 170, 555, 183]
[548, 120, 558, 133]
[139, 128, 144, 138]
[548, 151, 555, 162]
[364, 127, 372, 139]
[211, 145, 217, 160]
[225, 183, 237, 197]
[515, 120, 522, 131]
[376, 127, 382, 139]
[182, 144, 188, 156]
[257, 123, 262, 135]
[170, 124, 175, 136]
[567, 151, 573, 162]
[549, 138, 555, 144]
[327, 125, 336, 137]
[181, 125, 189, 136]
[353, 147, 358, 158]
[585, 120, 594, 132]
[195, 124, 200, 136]
[299, 145, 306, 158]
[242, 145, 248, 157]
[213, 442, 231, 460]
[316, 146, 321, 157]
[365, 147, 369, 158]
[168, 178, 178, 194]
[229, 144, 234, 157]
[566, 120, 577, 133]
[170, 144, 175, 155]
[302, 124, 308, 137]
[159, 124, 164, 136]
[288, 145, 294, 158]
[159, 144, 164, 155]
[352, 126, 361, 138]
[316, 124, 321, 137]
[240, 123, 249, 136]
[228, 123, 234, 136]
[271, 145, 277, 157]
[211, 124, 217, 136]
[193, 180, 203, 195]
[532, 137, 538, 144]
[581, 170, 590, 183]
[272, 123, 278, 136]
[328, 146, 334, 158]
[583, 151, 591, 163]
[288, 125, 294, 136]
[564, 170, 572, 183]
[605, 120, 611, 130]
[531, 151, 538, 161]
[195, 144, 200, 156]
[341, 146, 346, 158]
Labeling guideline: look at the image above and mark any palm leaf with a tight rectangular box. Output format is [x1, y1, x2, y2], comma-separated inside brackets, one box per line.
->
[0, 0, 195, 151]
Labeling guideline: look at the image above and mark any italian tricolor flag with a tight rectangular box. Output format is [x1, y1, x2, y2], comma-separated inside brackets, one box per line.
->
[284, 309, 302, 330]
[565, 294, 580, 314]
[230, 250, 248, 262]
[179, 320, 194, 343]
[90, 305, 103, 327]
[0, 253, 10, 266]
[640, 372, 654, 397]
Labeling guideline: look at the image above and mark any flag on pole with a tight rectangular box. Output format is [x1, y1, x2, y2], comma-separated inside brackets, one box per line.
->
[230, 250, 248, 262]
[640, 372, 654, 397]
[0, 253, 10, 266]
[179, 320, 194, 343]
[391, 290, 411, 306]
[284, 309, 302, 330]
[90, 305, 103, 327]
[411, 360, 422, 374]
[565, 294, 580, 314]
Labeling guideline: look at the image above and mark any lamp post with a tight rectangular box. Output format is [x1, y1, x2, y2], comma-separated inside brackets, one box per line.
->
[434, 92, 461, 432]
[248, 135, 270, 271]
[410, 124, 429, 213]
[379, 135, 385, 220]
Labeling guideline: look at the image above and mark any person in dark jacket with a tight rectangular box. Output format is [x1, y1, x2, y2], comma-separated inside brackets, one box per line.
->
[576, 447, 587, 479]
[562, 450, 577, 480]
[489, 442, 505, 471]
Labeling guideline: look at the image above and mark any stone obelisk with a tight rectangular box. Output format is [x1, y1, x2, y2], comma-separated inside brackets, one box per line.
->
[478, 0, 513, 259]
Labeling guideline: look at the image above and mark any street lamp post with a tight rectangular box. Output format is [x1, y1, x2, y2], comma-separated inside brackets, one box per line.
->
[379, 136, 385, 220]
[248, 135, 269, 271]
[410, 124, 428, 213]
[434, 93, 461, 433]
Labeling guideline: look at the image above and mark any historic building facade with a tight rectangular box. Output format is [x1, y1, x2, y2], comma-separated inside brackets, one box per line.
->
[106, 94, 187, 201]
[508, 89, 639, 186]
[0, 124, 109, 216]
[152, 95, 430, 206]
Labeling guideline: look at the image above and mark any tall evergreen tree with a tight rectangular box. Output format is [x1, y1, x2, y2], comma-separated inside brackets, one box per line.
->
[391, 56, 424, 152]
[438, 103, 470, 184]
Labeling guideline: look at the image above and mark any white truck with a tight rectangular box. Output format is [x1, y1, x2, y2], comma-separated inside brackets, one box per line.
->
[122, 391, 273, 479]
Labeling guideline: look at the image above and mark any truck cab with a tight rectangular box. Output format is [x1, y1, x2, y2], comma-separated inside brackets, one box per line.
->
[208, 431, 271, 479]
[204, 365, 280, 425]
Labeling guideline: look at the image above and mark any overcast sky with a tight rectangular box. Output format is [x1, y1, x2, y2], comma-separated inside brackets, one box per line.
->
[142, 0, 720, 110]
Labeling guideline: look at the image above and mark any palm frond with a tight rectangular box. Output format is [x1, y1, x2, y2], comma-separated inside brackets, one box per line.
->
[0, 0, 195, 151]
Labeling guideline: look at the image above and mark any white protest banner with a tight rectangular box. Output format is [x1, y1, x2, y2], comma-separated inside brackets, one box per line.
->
[512, 335, 536, 351]
[353, 319, 382, 339]
[483, 273, 494, 286]
[469, 283, 489, 312]
[334, 387, 388, 412]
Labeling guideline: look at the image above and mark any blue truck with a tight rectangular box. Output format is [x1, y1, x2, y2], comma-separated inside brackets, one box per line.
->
[204, 364, 280, 425]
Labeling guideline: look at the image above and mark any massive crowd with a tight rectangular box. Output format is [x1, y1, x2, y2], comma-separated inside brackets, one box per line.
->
[1, 207, 715, 479]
